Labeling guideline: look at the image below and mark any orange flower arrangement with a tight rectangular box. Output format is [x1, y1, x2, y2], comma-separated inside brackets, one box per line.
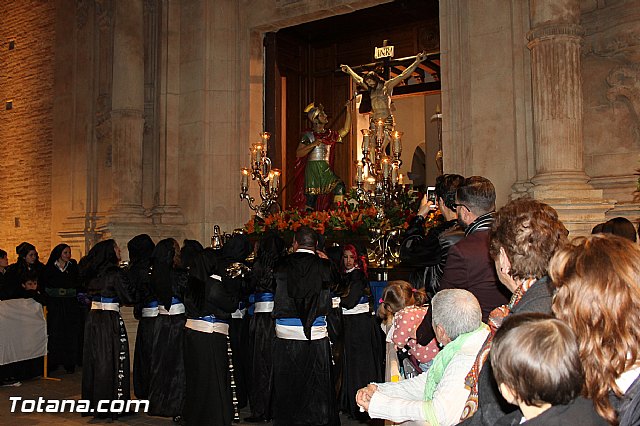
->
[245, 203, 417, 237]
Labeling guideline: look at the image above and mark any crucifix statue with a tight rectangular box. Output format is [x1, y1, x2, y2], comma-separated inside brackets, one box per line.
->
[340, 47, 427, 131]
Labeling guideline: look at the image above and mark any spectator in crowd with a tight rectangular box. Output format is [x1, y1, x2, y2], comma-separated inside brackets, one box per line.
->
[17, 270, 47, 304]
[491, 313, 606, 425]
[0, 270, 46, 386]
[551, 235, 640, 425]
[5, 242, 44, 300]
[378, 280, 439, 379]
[0, 249, 9, 300]
[460, 197, 568, 424]
[596, 216, 637, 242]
[400, 173, 465, 295]
[439, 176, 510, 322]
[357, 289, 489, 426]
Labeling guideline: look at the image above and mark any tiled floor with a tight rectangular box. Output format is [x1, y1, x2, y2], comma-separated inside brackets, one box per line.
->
[0, 369, 375, 425]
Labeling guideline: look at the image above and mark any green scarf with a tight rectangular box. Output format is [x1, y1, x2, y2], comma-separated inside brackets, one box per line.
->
[423, 324, 488, 424]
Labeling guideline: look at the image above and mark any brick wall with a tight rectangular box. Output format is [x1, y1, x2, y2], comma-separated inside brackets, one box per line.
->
[0, 0, 56, 262]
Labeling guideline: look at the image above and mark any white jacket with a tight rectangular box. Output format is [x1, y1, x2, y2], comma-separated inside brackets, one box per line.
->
[367, 326, 489, 426]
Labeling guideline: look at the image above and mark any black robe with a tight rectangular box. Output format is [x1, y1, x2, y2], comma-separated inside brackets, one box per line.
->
[40, 260, 81, 372]
[182, 249, 241, 426]
[4, 260, 44, 300]
[271, 251, 340, 426]
[147, 251, 188, 418]
[81, 266, 136, 417]
[129, 258, 154, 400]
[247, 265, 276, 420]
[339, 268, 383, 419]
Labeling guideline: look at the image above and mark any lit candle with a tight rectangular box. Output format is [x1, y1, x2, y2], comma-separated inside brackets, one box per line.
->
[361, 129, 370, 154]
[391, 164, 398, 184]
[261, 132, 271, 145]
[255, 144, 262, 164]
[367, 176, 376, 191]
[241, 168, 249, 188]
[272, 169, 280, 191]
[268, 171, 274, 189]
[393, 131, 403, 155]
[398, 173, 404, 185]
[382, 158, 391, 179]
[251, 145, 257, 165]
[355, 161, 364, 183]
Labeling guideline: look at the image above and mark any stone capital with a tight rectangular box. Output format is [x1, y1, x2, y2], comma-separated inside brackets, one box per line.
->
[527, 23, 584, 46]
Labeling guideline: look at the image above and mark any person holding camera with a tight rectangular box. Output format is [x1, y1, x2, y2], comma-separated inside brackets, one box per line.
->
[399, 174, 465, 296]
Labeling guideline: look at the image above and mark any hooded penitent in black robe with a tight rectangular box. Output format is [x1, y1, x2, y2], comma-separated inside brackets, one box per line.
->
[80, 239, 137, 418]
[246, 232, 285, 421]
[339, 268, 383, 420]
[41, 244, 81, 373]
[127, 234, 156, 400]
[220, 234, 253, 411]
[147, 238, 188, 418]
[324, 245, 346, 412]
[271, 250, 340, 426]
[182, 246, 242, 426]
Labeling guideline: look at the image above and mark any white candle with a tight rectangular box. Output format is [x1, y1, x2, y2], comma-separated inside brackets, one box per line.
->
[355, 161, 364, 183]
[241, 168, 249, 188]
[261, 132, 270, 145]
[361, 129, 370, 154]
[393, 131, 403, 155]
[398, 173, 404, 185]
[367, 176, 376, 191]
[382, 158, 391, 179]
[391, 165, 398, 184]
[272, 170, 280, 191]
[251, 146, 257, 165]
[254, 145, 262, 165]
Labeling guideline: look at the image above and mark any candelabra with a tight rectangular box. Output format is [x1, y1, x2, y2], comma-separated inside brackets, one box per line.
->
[354, 119, 405, 213]
[240, 132, 281, 217]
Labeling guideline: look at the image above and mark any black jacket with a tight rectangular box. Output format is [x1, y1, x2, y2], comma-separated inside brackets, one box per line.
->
[495, 397, 607, 426]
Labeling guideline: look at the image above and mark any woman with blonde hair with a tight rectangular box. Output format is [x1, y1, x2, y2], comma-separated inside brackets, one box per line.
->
[551, 234, 640, 425]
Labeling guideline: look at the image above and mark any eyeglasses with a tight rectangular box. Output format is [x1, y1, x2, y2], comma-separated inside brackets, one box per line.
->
[452, 202, 470, 212]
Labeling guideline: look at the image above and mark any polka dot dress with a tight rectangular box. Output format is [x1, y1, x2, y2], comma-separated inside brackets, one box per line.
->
[391, 305, 440, 364]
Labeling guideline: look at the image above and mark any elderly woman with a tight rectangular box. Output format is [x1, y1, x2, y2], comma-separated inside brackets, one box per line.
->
[460, 197, 568, 425]
[551, 235, 640, 425]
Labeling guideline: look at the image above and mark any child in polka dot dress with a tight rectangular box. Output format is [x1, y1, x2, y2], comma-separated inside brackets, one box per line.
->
[378, 281, 439, 375]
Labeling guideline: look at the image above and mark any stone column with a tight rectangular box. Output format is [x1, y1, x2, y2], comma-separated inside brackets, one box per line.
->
[527, 0, 612, 235]
[151, 0, 184, 226]
[110, 0, 145, 220]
